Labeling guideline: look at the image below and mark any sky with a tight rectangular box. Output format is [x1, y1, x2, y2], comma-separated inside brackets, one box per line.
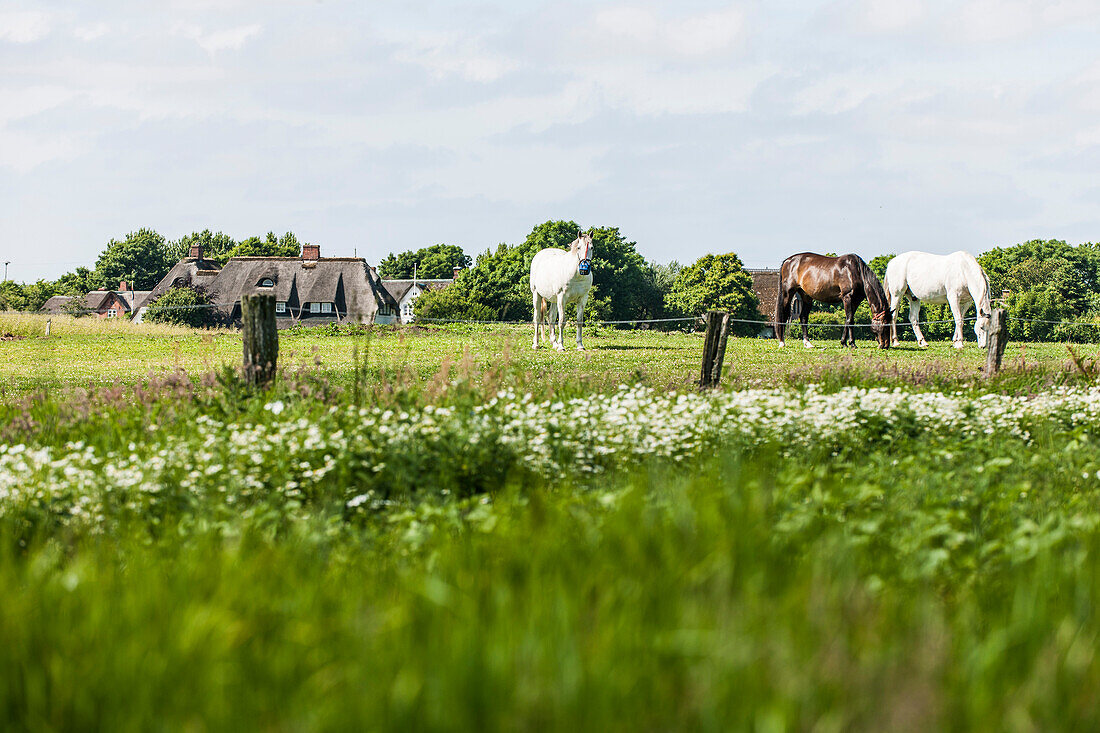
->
[1, 0, 1099, 282]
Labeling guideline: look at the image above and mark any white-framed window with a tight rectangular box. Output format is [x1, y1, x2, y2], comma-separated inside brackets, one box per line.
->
[321, 302, 332, 314]
[106, 308, 117, 318]
[310, 302, 320, 314]
[402, 302, 414, 318]
[260, 278, 275, 287]
[276, 302, 286, 314]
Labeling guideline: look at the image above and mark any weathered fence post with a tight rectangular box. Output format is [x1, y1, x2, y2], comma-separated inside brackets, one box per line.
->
[45, 318, 51, 337]
[242, 294, 278, 387]
[700, 310, 731, 389]
[985, 308, 1007, 376]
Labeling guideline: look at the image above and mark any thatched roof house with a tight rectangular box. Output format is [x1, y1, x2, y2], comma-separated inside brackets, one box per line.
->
[380, 274, 456, 323]
[137, 243, 398, 326]
[40, 280, 150, 319]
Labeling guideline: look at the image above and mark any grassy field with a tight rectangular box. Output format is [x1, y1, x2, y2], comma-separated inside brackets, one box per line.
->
[1, 313, 1094, 396]
[5, 314, 1100, 729]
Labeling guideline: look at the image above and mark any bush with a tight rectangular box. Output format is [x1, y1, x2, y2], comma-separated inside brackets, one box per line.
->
[413, 286, 496, 322]
[144, 286, 228, 329]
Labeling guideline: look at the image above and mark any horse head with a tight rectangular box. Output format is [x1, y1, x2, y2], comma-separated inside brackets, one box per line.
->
[571, 231, 594, 276]
[974, 309, 991, 348]
[870, 307, 891, 348]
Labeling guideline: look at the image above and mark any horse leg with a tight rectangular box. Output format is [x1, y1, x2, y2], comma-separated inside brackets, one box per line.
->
[947, 293, 965, 349]
[842, 296, 856, 347]
[889, 286, 902, 347]
[800, 294, 813, 349]
[532, 290, 541, 349]
[775, 287, 790, 347]
[575, 294, 588, 350]
[555, 293, 566, 351]
[910, 297, 927, 347]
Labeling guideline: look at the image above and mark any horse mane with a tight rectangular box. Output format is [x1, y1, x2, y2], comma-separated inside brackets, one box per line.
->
[856, 257, 889, 315]
[964, 255, 992, 316]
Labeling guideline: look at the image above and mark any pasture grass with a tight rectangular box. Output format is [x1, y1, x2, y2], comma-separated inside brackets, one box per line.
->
[1, 312, 1097, 397]
[5, 317, 1100, 728]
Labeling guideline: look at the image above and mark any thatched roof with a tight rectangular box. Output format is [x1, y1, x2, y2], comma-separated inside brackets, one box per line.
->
[141, 254, 398, 323]
[381, 279, 453, 303]
[134, 256, 222, 311]
[39, 295, 74, 314]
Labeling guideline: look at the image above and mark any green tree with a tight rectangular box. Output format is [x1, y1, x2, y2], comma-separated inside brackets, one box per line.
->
[94, 229, 172, 290]
[53, 267, 97, 296]
[868, 254, 895, 281]
[144, 286, 225, 329]
[167, 230, 237, 264]
[665, 253, 760, 335]
[0, 281, 28, 311]
[378, 244, 471, 279]
[412, 281, 496, 322]
[226, 232, 302, 261]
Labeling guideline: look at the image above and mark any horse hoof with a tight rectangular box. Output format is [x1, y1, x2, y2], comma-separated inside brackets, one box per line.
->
[576, 346, 585, 351]
[803, 342, 814, 349]
[919, 341, 928, 348]
[953, 342, 964, 350]
[777, 341, 785, 348]
[891, 339, 900, 347]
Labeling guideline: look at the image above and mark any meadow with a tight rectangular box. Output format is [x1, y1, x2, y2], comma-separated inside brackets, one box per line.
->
[4, 313, 1100, 730]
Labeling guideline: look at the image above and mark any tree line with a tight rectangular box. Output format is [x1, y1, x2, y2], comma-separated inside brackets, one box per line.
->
[0, 229, 306, 312]
[4, 223, 1099, 342]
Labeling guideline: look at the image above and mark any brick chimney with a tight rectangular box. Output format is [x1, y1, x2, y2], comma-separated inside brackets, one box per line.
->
[188, 243, 203, 259]
[119, 280, 128, 292]
[452, 267, 461, 280]
[302, 244, 320, 261]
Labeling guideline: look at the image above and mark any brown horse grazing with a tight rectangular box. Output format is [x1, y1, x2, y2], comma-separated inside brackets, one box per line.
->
[775, 253, 892, 349]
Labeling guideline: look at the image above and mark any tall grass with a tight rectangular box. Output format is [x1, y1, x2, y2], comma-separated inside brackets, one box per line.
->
[0, 311, 234, 338]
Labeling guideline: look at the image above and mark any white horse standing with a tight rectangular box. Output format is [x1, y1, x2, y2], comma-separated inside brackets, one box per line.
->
[530, 231, 594, 350]
[884, 251, 991, 349]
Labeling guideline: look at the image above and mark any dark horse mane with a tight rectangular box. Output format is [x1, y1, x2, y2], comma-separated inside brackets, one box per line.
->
[853, 256, 889, 317]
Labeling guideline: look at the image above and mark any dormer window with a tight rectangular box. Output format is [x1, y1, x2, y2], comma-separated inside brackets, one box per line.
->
[259, 278, 275, 288]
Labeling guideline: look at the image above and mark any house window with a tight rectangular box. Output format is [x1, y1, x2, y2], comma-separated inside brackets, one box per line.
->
[321, 302, 332, 314]
[402, 302, 414, 318]
[107, 308, 117, 318]
[276, 302, 286, 314]
[259, 278, 275, 288]
[309, 302, 320, 314]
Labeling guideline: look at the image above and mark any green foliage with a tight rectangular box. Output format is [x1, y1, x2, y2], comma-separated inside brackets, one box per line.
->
[665, 253, 760, 334]
[167, 229, 237, 264]
[144, 286, 226, 328]
[868, 253, 895, 280]
[378, 244, 471, 279]
[53, 267, 97, 297]
[411, 282, 495, 322]
[977, 239, 1100, 341]
[227, 232, 302, 261]
[0, 281, 28, 311]
[61, 297, 92, 318]
[6, 369, 1100, 728]
[93, 228, 172, 291]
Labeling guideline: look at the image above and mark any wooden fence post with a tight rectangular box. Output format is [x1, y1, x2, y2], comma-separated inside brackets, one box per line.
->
[700, 310, 731, 389]
[242, 294, 278, 387]
[985, 308, 1007, 376]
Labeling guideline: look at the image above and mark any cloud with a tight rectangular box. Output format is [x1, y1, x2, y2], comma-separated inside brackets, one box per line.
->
[74, 22, 111, 41]
[590, 5, 745, 56]
[172, 22, 262, 54]
[389, 30, 518, 83]
[0, 10, 56, 43]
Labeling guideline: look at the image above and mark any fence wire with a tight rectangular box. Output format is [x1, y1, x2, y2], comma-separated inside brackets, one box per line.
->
[16, 300, 1100, 331]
